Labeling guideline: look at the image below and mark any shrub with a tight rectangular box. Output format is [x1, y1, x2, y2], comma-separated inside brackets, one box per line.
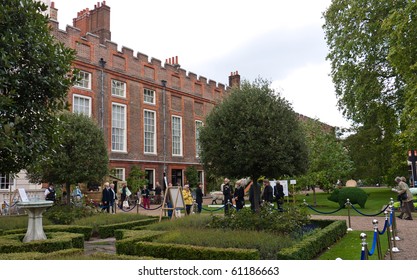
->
[207, 204, 310, 236]
[327, 187, 368, 208]
[44, 204, 96, 225]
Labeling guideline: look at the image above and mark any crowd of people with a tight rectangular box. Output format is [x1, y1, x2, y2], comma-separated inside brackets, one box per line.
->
[43, 177, 288, 216]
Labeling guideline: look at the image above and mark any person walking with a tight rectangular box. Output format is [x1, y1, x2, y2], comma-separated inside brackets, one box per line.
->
[101, 182, 111, 213]
[141, 185, 150, 209]
[274, 181, 285, 211]
[393, 176, 413, 220]
[222, 178, 233, 214]
[44, 183, 56, 202]
[109, 183, 116, 214]
[195, 183, 204, 213]
[119, 183, 127, 209]
[182, 184, 193, 215]
[154, 182, 162, 204]
[234, 179, 245, 211]
[262, 179, 274, 205]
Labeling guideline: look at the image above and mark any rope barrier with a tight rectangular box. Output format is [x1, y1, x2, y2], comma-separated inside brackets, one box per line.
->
[304, 203, 344, 214]
[351, 204, 389, 217]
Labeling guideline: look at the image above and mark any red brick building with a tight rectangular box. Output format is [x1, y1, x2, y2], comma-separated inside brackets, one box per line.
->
[48, 1, 240, 190]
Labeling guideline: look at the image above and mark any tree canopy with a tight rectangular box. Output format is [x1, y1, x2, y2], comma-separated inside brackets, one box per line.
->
[0, 0, 76, 174]
[27, 112, 108, 203]
[199, 78, 308, 210]
[322, 0, 417, 183]
[297, 119, 354, 192]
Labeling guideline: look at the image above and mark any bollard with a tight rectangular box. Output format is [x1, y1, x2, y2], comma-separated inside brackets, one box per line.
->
[360, 232, 368, 260]
[389, 198, 400, 241]
[385, 210, 393, 260]
[372, 219, 383, 260]
[345, 199, 353, 231]
[388, 205, 400, 252]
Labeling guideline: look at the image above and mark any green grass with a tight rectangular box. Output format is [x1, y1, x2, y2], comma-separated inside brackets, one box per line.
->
[317, 230, 389, 260]
[297, 187, 396, 216]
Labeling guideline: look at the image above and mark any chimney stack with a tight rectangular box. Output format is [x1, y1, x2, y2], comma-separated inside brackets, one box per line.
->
[73, 1, 111, 44]
[229, 71, 240, 88]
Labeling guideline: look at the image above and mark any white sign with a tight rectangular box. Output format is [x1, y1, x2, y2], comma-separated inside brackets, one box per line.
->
[18, 188, 29, 202]
[290, 180, 297, 185]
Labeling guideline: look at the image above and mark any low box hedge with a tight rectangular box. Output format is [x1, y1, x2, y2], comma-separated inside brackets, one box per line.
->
[115, 229, 166, 255]
[4, 225, 93, 240]
[276, 220, 347, 260]
[0, 232, 84, 254]
[133, 241, 260, 260]
[0, 248, 83, 260]
[98, 218, 158, 238]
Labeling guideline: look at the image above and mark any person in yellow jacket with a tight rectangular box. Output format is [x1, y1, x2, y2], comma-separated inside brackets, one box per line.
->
[182, 184, 193, 215]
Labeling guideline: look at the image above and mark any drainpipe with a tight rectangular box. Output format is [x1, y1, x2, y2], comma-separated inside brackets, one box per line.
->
[161, 80, 167, 174]
[99, 58, 106, 130]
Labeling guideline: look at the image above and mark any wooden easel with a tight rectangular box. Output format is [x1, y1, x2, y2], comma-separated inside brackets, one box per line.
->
[159, 186, 185, 222]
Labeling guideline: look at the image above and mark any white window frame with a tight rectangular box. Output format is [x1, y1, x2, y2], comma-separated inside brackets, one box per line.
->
[113, 168, 125, 181]
[74, 70, 91, 89]
[172, 115, 183, 156]
[144, 88, 155, 105]
[144, 110, 157, 154]
[72, 94, 92, 117]
[111, 79, 126, 98]
[195, 120, 203, 158]
[111, 103, 127, 152]
[0, 174, 12, 190]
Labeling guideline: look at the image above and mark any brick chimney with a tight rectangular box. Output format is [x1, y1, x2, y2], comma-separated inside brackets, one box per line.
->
[73, 1, 111, 44]
[49, 1, 57, 21]
[229, 71, 240, 88]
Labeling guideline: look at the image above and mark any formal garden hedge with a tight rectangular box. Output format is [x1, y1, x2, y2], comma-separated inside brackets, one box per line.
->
[3, 225, 93, 240]
[0, 232, 84, 254]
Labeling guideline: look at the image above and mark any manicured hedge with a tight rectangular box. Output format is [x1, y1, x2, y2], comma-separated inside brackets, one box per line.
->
[133, 241, 260, 260]
[276, 220, 347, 260]
[0, 248, 83, 260]
[0, 232, 84, 254]
[115, 229, 166, 255]
[4, 225, 93, 240]
[98, 218, 158, 238]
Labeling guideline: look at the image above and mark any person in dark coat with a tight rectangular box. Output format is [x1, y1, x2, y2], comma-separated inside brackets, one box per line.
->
[101, 182, 111, 213]
[234, 179, 245, 211]
[195, 183, 204, 213]
[274, 181, 285, 211]
[222, 178, 233, 215]
[262, 179, 274, 205]
[119, 183, 127, 209]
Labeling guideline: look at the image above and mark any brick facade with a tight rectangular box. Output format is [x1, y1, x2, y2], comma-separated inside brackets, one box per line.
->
[49, 2, 236, 190]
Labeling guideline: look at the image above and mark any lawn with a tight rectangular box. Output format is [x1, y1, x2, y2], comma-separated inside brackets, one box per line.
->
[317, 230, 389, 260]
[296, 187, 396, 216]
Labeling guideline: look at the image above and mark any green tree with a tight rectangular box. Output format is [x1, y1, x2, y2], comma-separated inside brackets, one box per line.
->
[185, 166, 199, 190]
[322, 0, 408, 184]
[344, 125, 393, 185]
[126, 166, 147, 194]
[0, 0, 76, 174]
[199, 78, 308, 212]
[383, 2, 417, 177]
[27, 113, 108, 204]
[296, 119, 354, 205]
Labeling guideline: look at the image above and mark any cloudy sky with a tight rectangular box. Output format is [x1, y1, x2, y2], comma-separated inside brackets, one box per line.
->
[51, 0, 351, 128]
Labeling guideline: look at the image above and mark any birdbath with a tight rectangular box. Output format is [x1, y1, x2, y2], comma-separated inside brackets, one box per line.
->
[16, 200, 54, 242]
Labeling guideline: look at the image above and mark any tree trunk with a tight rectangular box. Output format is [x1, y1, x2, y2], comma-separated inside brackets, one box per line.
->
[312, 185, 317, 207]
[252, 175, 261, 212]
[66, 182, 71, 205]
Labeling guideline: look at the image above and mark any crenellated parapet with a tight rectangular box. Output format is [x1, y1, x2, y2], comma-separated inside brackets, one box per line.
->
[50, 20, 228, 100]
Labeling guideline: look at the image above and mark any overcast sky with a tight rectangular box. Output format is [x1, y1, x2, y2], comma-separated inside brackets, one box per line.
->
[51, 0, 351, 128]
